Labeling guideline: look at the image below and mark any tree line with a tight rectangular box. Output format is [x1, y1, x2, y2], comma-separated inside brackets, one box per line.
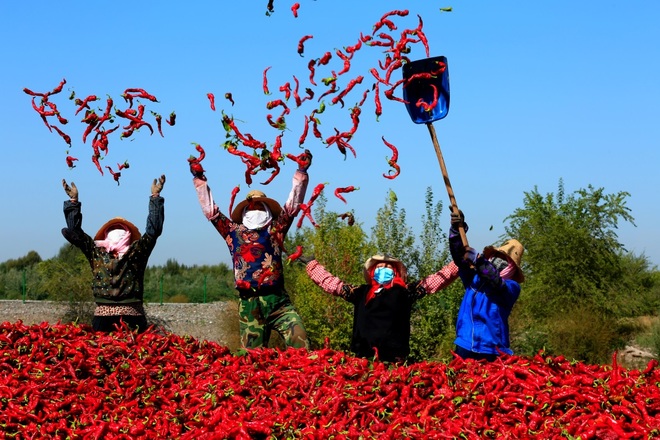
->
[1, 180, 659, 364]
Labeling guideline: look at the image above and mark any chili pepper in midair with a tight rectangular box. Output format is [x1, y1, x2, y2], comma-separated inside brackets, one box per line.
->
[117, 161, 130, 170]
[188, 143, 206, 176]
[151, 111, 164, 137]
[374, 82, 382, 121]
[285, 149, 312, 169]
[286, 245, 303, 264]
[166, 112, 176, 126]
[74, 95, 99, 115]
[262, 66, 273, 95]
[297, 35, 313, 57]
[91, 153, 103, 175]
[317, 51, 332, 65]
[106, 166, 121, 185]
[382, 136, 401, 179]
[331, 76, 364, 107]
[291, 3, 300, 17]
[225, 92, 235, 106]
[228, 185, 240, 215]
[298, 115, 310, 147]
[207, 93, 216, 111]
[334, 186, 359, 204]
[307, 59, 317, 86]
[416, 84, 439, 113]
[65, 156, 78, 169]
[338, 212, 355, 226]
[123, 88, 159, 103]
[52, 125, 72, 146]
[335, 49, 352, 76]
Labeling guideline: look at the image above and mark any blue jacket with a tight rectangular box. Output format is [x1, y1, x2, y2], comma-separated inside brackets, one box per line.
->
[450, 229, 520, 356]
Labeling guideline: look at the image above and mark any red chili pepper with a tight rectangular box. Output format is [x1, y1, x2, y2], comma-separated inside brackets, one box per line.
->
[279, 82, 291, 101]
[338, 212, 355, 226]
[151, 111, 164, 137]
[74, 95, 98, 115]
[416, 84, 439, 113]
[91, 154, 103, 175]
[291, 2, 300, 17]
[286, 245, 303, 264]
[65, 156, 78, 169]
[166, 111, 176, 126]
[105, 166, 121, 185]
[117, 161, 130, 170]
[285, 149, 312, 169]
[297, 35, 313, 57]
[334, 186, 359, 204]
[263, 66, 272, 95]
[317, 51, 332, 65]
[225, 92, 235, 106]
[335, 49, 352, 76]
[207, 93, 216, 111]
[374, 82, 382, 121]
[52, 125, 72, 146]
[382, 136, 400, 179]
[228, 185, 240, 215]
[188, 143, 206, 175]
[298, 115, 310, 147]
[266, 114, 287, 130]
[331, 75, 364, 107]
[307, 59, 317, 86]
[123, 87, 159, 102]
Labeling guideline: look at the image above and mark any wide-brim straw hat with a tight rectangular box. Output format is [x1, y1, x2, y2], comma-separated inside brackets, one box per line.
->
[483, 239, 525, 283]
[363, 254, 407, 283]
[94, 217, 141, 243]
[231, 190, 282, 223]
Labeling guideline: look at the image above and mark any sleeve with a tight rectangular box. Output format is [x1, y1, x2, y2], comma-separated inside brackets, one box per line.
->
[61, 200, 95, 260]
[276, 170, 309, 235]
[474, 256, 508, 292]
[449, 227, 467, 268]
[193, 176, 231, 237]
[305, 260, 357, 302]
[145, 195, 165, 238]
[417, 261, 460, 296]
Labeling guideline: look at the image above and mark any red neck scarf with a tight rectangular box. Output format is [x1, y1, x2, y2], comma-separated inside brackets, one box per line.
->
[365, 267, 407, 303]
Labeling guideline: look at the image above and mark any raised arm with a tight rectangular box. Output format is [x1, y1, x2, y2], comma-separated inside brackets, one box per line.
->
[191, 163, 231, 236]
[145, 175, 166, 239]
[417, 261, 459, 296]
[278, 150, 312, 234]
[305, 259, 357, 302]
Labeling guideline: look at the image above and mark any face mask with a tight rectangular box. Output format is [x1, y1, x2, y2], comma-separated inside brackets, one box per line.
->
[490, 256, 509, 272]
[106, 228, 127, 246]
[373, 267, 395, 285]
[242, 205, 272, 229]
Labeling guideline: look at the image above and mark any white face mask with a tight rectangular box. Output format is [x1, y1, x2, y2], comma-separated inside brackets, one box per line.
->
[242, 204, 272, 229]
[106, 228, 127, 246]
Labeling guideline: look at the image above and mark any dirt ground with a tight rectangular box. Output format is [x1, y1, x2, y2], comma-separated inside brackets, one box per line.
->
[0, 299, 242, 350]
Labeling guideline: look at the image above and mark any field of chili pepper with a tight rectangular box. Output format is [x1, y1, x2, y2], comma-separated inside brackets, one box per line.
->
[1, 321, 659, 439]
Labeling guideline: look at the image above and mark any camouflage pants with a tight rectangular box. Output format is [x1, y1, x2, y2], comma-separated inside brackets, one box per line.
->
[238, 292, 309, 349]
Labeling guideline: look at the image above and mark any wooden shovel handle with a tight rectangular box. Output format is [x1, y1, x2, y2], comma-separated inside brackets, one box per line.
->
[427, 123, 469, 248]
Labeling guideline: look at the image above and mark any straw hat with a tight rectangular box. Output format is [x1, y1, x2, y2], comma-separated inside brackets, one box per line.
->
[230, 190, 282, 223]
[94, 217, 141, 243]
[483, 239, 525, 283]
[363, 254, 407, 283]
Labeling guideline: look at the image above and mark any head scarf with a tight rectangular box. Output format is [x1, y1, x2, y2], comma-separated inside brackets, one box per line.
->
[365, 265, 407, 303]
[94, 225, 132, 258]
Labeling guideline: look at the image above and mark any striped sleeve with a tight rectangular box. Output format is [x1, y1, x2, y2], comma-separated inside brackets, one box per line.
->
[418, 261, 459, 295]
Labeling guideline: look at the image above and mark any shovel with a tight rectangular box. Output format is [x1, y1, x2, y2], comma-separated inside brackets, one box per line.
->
[402, 55, 468, 247]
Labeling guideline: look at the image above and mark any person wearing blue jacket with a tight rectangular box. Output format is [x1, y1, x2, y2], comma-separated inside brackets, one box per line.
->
[449, 210, 525, 361]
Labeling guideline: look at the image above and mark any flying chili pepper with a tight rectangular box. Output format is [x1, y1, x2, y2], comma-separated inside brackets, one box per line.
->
[335, 49, 352, 76]
[279, 82, 291, 101]
[166, 112, 176, 126]
[416, 84, 439, 113]
[374, 82, 383, 121]
[228, 185, 240, 215]
[338, 212, 355, 226]
[188, 143, 206, 177]
[297, 35, 313, 57]
[266, 114, 287, 130]
[74, 95, 98, 115]
[225, 92, 235, 106]
[298, 115, 310, 147]
[65, 156, 78, 169]
[106, 166, 121, 185]
[331, 75, 364, 107]
[123, 88, 159, 102]
[263, 66, 272, 95]
[117, 161, 130, 171]
[91, 154, 103, 176]
[296, 203, 318, 229]
[286, 245, 303, 264]
[285, 149, 312, 169]
[382, 136, 400, 179]
[307, 59, 317, 86]
[151, 111, 164, 137]
[52, 125, 72, 146]
[291, 3, 300, 17]
[318, 51, 332, 65]
[207, 93, 216, 111]
[334, 186, 359, 204]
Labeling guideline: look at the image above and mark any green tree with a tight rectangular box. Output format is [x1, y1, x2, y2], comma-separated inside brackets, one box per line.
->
[504, 179, 650, 362]
[370, 190, 415, 264]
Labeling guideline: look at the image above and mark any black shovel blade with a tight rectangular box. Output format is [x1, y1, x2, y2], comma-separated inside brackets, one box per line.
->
[402, 56, 450, 124]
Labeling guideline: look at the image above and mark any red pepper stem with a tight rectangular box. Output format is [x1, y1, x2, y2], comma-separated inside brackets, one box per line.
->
[426, 122, 468, 248]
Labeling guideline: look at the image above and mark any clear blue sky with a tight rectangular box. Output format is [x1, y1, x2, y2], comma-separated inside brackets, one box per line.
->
[1, 1, 658, 268]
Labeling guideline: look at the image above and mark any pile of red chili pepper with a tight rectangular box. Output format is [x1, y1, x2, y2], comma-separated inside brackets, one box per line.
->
[1, 320, 659, 439]
[24, 80, 175, 184]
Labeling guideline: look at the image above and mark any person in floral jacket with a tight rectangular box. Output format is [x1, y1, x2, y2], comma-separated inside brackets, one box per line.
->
[191, 153, 312, 349]
[61, 175, 165, 333]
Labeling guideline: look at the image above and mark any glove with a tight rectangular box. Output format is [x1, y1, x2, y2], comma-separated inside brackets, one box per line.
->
[450, 209, 464, 228]
[463, 247, 478, 266]
[151, 174, 166, 196]
[62, 179, 78, 202]
[189, 160, 206, 180]
[298, 149, 313, 172]
[297, 254, 315, 265]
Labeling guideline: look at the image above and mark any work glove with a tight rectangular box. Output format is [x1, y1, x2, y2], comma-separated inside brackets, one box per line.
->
[463, 246, 478, 266]
[62, 179, 78, 202]
[298, 149, 313, 172]
[189, 160, 206, 180]
[151, 174, 166, 196]
[450, 209, 467, 231]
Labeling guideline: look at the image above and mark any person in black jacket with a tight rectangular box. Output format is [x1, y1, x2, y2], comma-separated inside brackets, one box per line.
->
[304, 254, 458, 362]
[61, 175, 165, 333]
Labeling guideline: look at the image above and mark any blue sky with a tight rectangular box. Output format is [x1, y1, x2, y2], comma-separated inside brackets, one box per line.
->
[1, 1, 658, 268]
